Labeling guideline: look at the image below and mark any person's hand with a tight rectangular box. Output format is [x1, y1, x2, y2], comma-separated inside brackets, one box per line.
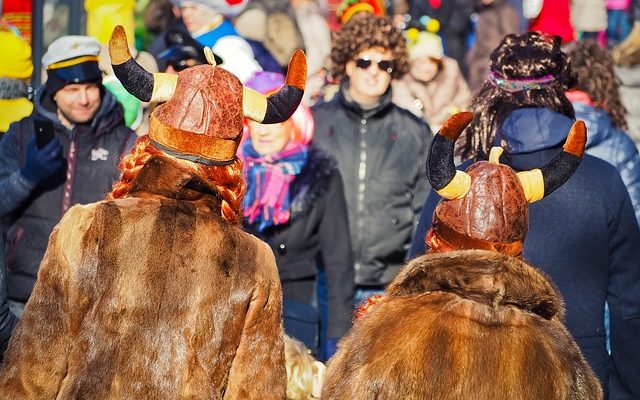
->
[20, 136, 64, 185]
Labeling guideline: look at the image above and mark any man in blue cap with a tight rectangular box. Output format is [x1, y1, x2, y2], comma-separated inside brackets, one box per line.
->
[0, 35, 136, 316]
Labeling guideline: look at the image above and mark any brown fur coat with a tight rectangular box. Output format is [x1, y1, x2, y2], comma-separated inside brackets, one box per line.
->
[322, 250, 603, 400]
[0, 156, 286, 399]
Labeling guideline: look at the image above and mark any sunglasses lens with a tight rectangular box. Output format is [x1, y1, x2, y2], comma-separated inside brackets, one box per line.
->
[170, 60, 188, 71]
[355, 58, 372, 69]
[378, 60, 393, 73]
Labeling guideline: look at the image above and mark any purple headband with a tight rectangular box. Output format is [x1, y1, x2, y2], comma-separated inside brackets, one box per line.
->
[488, 71, 556, 93]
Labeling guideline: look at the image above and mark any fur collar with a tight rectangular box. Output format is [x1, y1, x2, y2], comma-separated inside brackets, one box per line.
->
[128, 155, 223, 209]
[390, 250, 565, 321]
[289, 145, 337, 220]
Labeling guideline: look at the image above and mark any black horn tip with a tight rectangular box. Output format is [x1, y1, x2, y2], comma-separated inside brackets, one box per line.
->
[112, 59, 154, 102]
[262, 85, 303, 124]
[427, 135, 457, 191]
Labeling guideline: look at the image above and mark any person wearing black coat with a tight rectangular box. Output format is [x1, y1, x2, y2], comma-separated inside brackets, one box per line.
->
[411, 33, 640, 399]
[241, 72, 355, 357]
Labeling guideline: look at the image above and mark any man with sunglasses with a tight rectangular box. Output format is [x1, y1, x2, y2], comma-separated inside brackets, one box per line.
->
[0, 36, 136, 316]
[313, 13, 432, 312]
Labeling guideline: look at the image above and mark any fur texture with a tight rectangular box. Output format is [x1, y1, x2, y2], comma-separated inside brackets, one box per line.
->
[0, 158, 286, 399]
[322, 250, 603, 400]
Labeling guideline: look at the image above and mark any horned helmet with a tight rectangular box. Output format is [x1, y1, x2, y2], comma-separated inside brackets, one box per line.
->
[108, 25, 307, 165]
[426, 112, 587, 257]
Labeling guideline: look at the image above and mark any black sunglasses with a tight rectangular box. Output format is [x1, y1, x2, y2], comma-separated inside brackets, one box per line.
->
[355, 57, 394, 73]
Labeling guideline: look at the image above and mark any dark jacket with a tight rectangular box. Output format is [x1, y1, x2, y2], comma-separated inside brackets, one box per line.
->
[312, 81, 431, 287]
[572, 102, 640, 226]
[245, 146, 354, 338]
[0, 88, 137, 304]
[410, 108, 640, 400]
[0, 234, 17, 360]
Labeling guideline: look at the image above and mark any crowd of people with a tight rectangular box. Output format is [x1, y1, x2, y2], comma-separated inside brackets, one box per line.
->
[1, 0, 640, 398]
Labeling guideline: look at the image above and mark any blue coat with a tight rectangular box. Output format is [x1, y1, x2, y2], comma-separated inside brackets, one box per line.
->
[410, 108, 640, 399]
[573, 102, 640, 226]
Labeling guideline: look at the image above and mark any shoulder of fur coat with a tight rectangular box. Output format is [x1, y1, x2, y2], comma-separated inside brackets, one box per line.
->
[322, 250, 603, 400]
[0, 198, 286, 399]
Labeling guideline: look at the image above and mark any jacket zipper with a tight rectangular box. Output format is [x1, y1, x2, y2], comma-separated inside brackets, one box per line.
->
[61, 139, 76, 215]
[355, 117, 367, 273]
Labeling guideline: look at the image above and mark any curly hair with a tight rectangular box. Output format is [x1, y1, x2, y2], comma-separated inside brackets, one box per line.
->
[108, 135, 246, 224]
[565, 40, 628, 131]
[330, 13, 409, 80]
[460, 32, 578, 160]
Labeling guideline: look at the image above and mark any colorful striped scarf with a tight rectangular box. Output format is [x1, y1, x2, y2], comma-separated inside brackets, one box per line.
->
[242, 139, 308, 232]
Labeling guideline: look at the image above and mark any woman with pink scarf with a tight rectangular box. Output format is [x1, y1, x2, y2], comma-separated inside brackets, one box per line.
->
[240, 71, 355, 359]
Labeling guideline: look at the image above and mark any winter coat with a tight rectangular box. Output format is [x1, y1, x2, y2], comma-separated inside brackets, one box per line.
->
[0, 235, 17, 360]
[0, 155, 286, 399]
[392, 56, 471, 132]
[312, 81, 431, 287]
[466, 1, 520, 92]
[245, 146, 354, 339]
[572, 101, 640, 226]
[572, 0, 608, 32]
[323, 250, 603, 399]
[410, 108, 640, 399]
[528, 0, 575, 43]
[0, 88, 136, 304]
[616, 65, 640, 149]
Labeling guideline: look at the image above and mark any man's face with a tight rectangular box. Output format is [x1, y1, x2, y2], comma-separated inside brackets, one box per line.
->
[345, 47, 394, 104]
[53, 83, 101, 125]
[180, 2, 217, 34]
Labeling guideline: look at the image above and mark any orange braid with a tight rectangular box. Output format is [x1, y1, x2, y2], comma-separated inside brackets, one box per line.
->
[108, 135, 246, 224]
[108, 135, 159, 200]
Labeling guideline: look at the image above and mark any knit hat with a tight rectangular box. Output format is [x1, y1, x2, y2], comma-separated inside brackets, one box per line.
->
[176, 0, 249, 18]
[406, 31, 443, 61]
[336, 0, 385, 25]
[425, 112, 587, 256]
[0, 30, 33, 79]
[42, 35, 102, 96]
[109, 25, 307, 165]
[245, 71, 313, 145]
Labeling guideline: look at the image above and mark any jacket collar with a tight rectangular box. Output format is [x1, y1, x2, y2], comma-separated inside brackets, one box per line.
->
[498, 108, 574, 154]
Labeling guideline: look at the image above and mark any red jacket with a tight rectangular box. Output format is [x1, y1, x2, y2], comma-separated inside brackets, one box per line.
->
[529, 0, 575, 43]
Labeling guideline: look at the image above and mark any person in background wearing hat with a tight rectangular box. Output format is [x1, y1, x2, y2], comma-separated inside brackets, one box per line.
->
[0, 25, 308, 399]
[170, 0, 280, 82]
[410, 32, 640, 399]
[392, 29, 470, 132]
[240, 71, 354, 359]
[0, 35, 137, 316]
[0, 28, 33, 135]
[312, 13, 432, 307]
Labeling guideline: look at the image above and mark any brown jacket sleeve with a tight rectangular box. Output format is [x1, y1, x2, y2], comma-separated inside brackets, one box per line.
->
[0, 212, 76, 398]
[224, 242, 286, 400]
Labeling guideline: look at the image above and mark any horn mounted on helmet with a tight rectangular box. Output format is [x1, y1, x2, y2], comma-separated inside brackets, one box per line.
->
[108, 25, 307, 165]
[425, 111, 587, 256]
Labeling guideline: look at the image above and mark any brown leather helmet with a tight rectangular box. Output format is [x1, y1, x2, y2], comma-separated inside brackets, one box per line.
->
[108, 25, 307, 165]
[425, 112, 587, 257]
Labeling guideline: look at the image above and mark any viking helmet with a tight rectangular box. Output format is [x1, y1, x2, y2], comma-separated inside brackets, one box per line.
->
[426, 112, 587, 256]
[108, 25, 307, 165]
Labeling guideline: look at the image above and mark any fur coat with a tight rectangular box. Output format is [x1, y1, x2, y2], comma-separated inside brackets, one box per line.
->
[322, 250, 603, 400]
[0, 156, 286, 399]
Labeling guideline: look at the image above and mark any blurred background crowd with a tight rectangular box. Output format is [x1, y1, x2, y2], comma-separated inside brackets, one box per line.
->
[2, 1, 640, 399]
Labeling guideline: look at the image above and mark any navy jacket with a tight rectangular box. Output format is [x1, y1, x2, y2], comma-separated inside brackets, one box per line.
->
[573, 102, 640, 226]
[410, 108, 640, 399]
[0, 88, 136, 304]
